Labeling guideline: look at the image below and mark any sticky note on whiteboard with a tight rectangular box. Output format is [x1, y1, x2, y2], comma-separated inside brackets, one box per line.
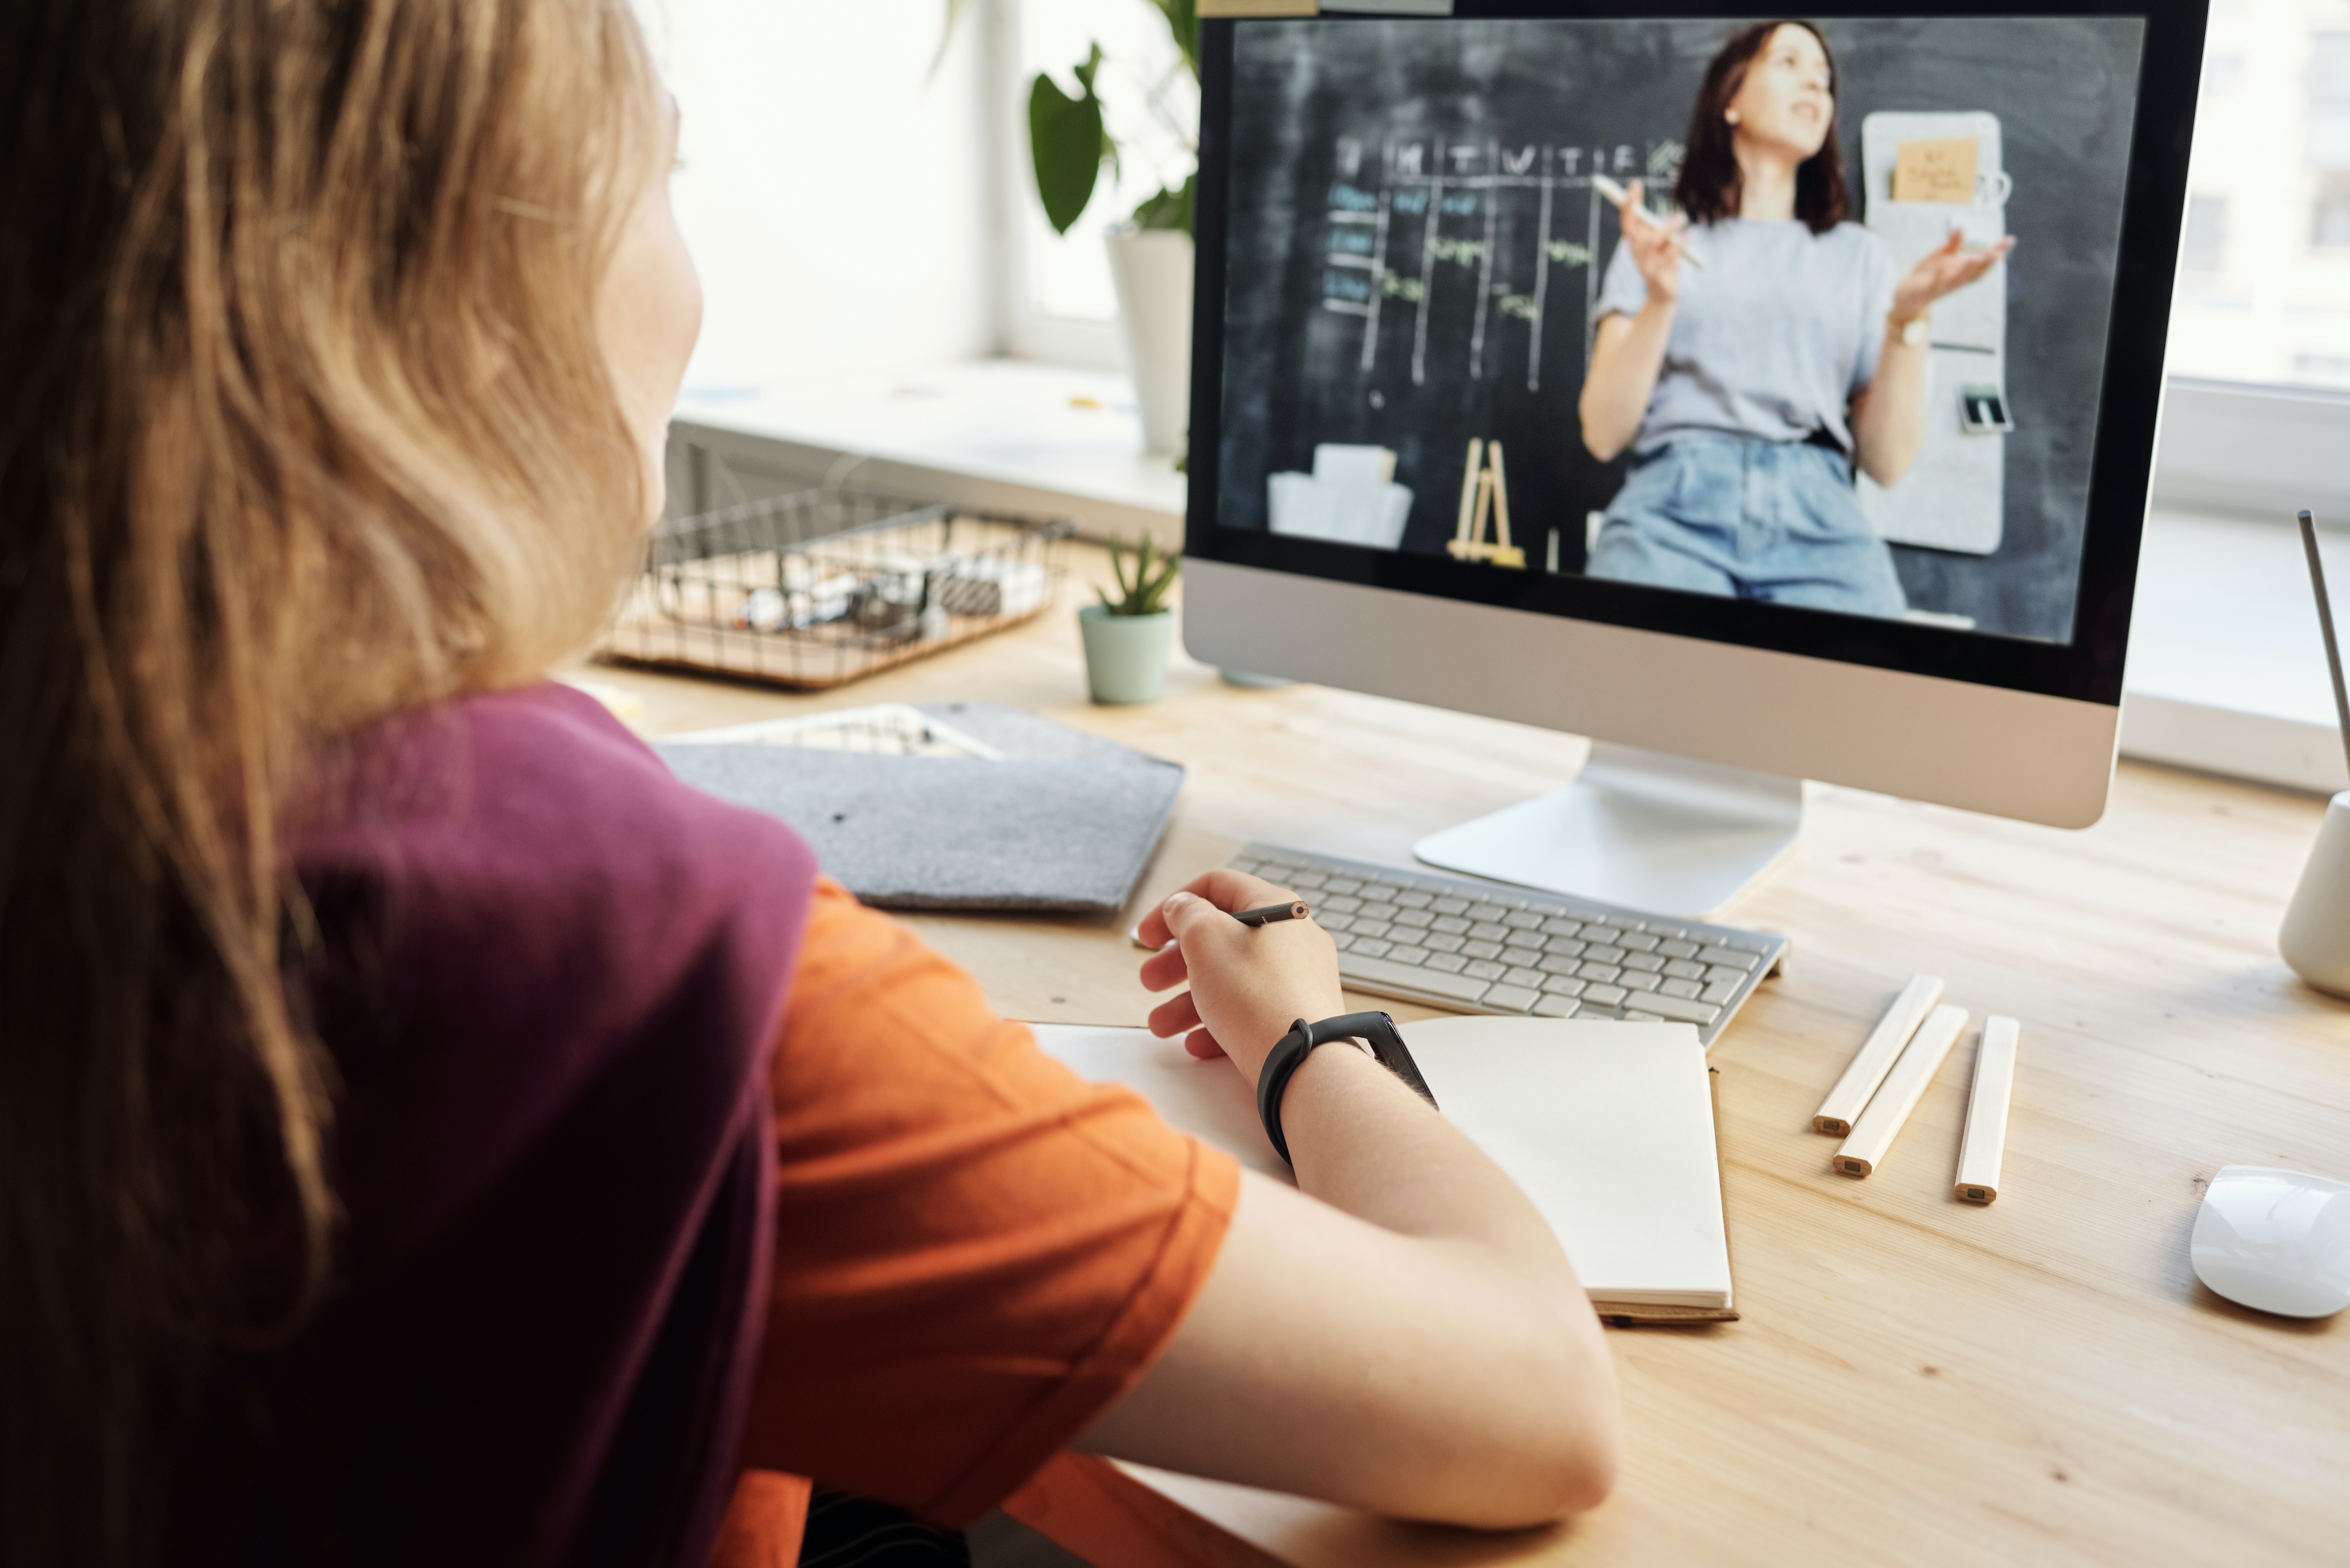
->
[1892, 136, 1980, 204]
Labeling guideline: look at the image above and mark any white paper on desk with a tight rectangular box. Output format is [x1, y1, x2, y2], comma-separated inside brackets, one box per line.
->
[1031, 1016, 1732, 1309]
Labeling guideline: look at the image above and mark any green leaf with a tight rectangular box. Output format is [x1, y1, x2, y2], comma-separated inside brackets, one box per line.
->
[1143, 0, 1200, 80]
[1029, 48, 1111, 237]
[1130, 172, 1195, 235]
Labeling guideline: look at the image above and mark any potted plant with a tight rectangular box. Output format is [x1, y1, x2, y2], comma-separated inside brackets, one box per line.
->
[1080, 535, 1181, 704]
[945, 1, 1199, 456]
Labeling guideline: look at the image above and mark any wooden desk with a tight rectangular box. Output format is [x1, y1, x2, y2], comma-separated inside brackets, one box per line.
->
[569, 545, 2348, 1568]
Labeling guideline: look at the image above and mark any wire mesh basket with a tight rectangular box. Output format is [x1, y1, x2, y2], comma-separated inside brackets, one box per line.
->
[596, 488, 1073, 690]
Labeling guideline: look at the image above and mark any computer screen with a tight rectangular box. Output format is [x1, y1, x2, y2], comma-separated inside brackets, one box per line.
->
[1189, 3, 2199, 706]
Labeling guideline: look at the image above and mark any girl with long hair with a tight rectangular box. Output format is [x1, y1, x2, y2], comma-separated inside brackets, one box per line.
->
[0, 4, 1620, 1564]
[1577, 19, 2011, 614]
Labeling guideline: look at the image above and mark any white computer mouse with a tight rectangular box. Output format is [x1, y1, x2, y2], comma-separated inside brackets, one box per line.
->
[2189, 1165, 2350, 1318]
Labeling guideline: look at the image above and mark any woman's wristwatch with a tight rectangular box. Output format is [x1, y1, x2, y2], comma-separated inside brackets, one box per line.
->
[1256, 1011, 1440, 1165]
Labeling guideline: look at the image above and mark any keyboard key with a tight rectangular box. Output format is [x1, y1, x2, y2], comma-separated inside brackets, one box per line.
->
[1721, 935, 1772, 954]
[1532, 994, 1582, 1018]
[1465, 959, 1507, 980]
[1286, 872, 1327, 889]
[1543, 936, 1588, 958]
[1387, 945, 1430, 967]
[1356, 903, 1398, 923]
[1395, 891, 1434, 909]
[1483, 984, 1541, 1013]
[1323, 894, 1362, 914]
[1427, 952, 1468, 974]
[1663, 959, 1707, 981]
[1538, 953, 1583, 976]
[1463, 939, 1504, 960]
[1659, 977, 1704, 999]
[1615, 932, 1661, 953]
[1505, 967, 1546, 988]
[1469, 921, 1509, 941]
[1353, 939, 1392, 959]
[1704, 963, 1747, 986]
[1577, 961, 1623, 983]
[1599, 916, 1646, 932]
[1580, 1003, 1626, 1020]
[1353, 920, 1393, 940]
[1431, 915, 1472, 935]
[1701, 980, 1740, 1005]
[1540, 917, 1585, 937]
[1501, 946, 1542, 969]
[1425, 932, 1466, 954]
[1620, 971, 1661, 993]
[1339, 952, 1491, 1005]
[1657, 939, 1701, 960]
[1544, 976, 1587, 998]
[1431, 897, 1472, 916]
[1503, 911, 1545, 931]
[1622, 951, 1666, 974]
[1584, 983, 1629, 1007]
[1324, 878, 1363, 895]
[1623, 991, 1722, 1026]
[1467, 904, 1513, 924]
[1394, 908, 1435, 930]
[1320, 914, 1354, 933]
[1699, 945, 1760, 969]
[1330, 932, 1355, 952]
[1645, 923, 1687, 940]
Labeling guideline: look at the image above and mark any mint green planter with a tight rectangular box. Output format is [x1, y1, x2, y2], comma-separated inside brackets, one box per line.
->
[1079, 605, 1175, 704]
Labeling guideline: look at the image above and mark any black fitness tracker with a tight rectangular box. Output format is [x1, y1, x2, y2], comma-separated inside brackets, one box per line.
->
[1256, 1011, 1438, 1165]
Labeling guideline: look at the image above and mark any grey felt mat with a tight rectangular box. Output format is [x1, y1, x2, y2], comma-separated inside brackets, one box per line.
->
[656, 703, 1184, 914]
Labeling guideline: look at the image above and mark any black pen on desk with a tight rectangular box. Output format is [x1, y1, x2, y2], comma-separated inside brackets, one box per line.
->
[1234, 901, 1310, 927]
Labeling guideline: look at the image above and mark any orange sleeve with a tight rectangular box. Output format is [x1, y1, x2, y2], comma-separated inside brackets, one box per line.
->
[735, 878, 1241, 1527]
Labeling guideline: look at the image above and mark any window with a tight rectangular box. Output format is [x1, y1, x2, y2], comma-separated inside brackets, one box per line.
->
[2170, 4, 2350, 388]
[1007, 0, 1194, 363]
[2183, 194, 2229, 271]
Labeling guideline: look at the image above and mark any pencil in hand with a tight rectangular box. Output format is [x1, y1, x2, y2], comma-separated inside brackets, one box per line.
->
[1234, 901, 1310, 927]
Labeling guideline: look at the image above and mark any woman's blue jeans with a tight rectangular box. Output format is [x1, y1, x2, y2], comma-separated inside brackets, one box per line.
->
[1586, 434, 1909, 618]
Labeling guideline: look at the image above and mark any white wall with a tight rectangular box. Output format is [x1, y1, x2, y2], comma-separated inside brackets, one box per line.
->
[637, 1, 1002, 393]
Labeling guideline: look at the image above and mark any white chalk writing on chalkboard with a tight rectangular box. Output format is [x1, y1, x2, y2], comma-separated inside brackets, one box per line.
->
[1322, 135, 1684, 392]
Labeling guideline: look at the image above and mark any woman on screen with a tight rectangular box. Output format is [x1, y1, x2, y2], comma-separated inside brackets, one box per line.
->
[1577, 19, 2009, 615]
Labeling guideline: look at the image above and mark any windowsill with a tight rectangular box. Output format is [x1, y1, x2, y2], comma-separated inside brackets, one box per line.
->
[670, 359, 1186, 545]
[667, 360, 2348, 797]
[2119, 506, 2349, 795]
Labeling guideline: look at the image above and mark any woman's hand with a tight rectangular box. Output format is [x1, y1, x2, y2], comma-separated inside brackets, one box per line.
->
[1135, 870, 1347, 1084]
[1617, 179, 1693, 306]
[1890, 229, 2014, 327]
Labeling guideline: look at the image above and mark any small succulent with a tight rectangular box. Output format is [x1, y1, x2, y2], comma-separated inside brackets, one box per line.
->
[1096, 534, 1179, 617]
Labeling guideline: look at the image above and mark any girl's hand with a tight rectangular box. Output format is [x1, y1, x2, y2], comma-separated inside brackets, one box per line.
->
[1618, 179, 1692, 306]
[1135, 870, 1348, 1085]
[1891, 229, 2014, 326]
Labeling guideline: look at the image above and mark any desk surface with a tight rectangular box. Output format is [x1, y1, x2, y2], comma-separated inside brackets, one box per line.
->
[568, 545, 2348, 1568]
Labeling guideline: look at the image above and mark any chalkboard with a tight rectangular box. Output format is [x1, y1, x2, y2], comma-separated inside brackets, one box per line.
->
[1213, 16, 2145, 641]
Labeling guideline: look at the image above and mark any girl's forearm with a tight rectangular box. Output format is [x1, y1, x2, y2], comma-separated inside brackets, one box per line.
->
[1578, 303, 1674, 461]
[1855, 322, 1930, 485]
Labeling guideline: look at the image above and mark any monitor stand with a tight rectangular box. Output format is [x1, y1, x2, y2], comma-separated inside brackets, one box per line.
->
[1413, 743, 1804, 917]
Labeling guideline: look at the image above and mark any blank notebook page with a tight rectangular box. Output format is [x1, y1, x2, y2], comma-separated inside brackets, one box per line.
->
[1033, 1016, 1731, 1309]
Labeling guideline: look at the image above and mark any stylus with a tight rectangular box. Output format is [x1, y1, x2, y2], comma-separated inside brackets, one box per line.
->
[1592, 174, 1706, 268]
[1955, 1016, 2020, 1204]
[1234, 901, 1311, 927]
[1813, 975, 1944, 1135]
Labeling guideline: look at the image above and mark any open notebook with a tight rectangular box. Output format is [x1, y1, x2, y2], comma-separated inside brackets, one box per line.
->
[1033, 1016, 1735, 1323]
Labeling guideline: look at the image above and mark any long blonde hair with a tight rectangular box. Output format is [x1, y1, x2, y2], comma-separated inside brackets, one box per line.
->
[0, 1, 660, 1559]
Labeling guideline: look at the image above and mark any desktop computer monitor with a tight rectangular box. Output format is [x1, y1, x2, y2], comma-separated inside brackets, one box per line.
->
[1182, 0, 2203, 915]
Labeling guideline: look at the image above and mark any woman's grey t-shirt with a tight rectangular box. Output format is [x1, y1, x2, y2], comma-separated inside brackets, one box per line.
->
[1596, 218, 1898, 456]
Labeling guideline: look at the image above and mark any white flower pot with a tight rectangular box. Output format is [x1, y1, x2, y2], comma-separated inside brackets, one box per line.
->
[1104, 227, 1194, 457]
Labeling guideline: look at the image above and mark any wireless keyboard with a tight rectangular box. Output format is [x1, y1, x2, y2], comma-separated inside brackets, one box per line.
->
[1223, 842, 1788, 1049]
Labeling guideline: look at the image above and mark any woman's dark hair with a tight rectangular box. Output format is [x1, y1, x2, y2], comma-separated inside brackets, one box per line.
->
[1673, 19, 1851, 235]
